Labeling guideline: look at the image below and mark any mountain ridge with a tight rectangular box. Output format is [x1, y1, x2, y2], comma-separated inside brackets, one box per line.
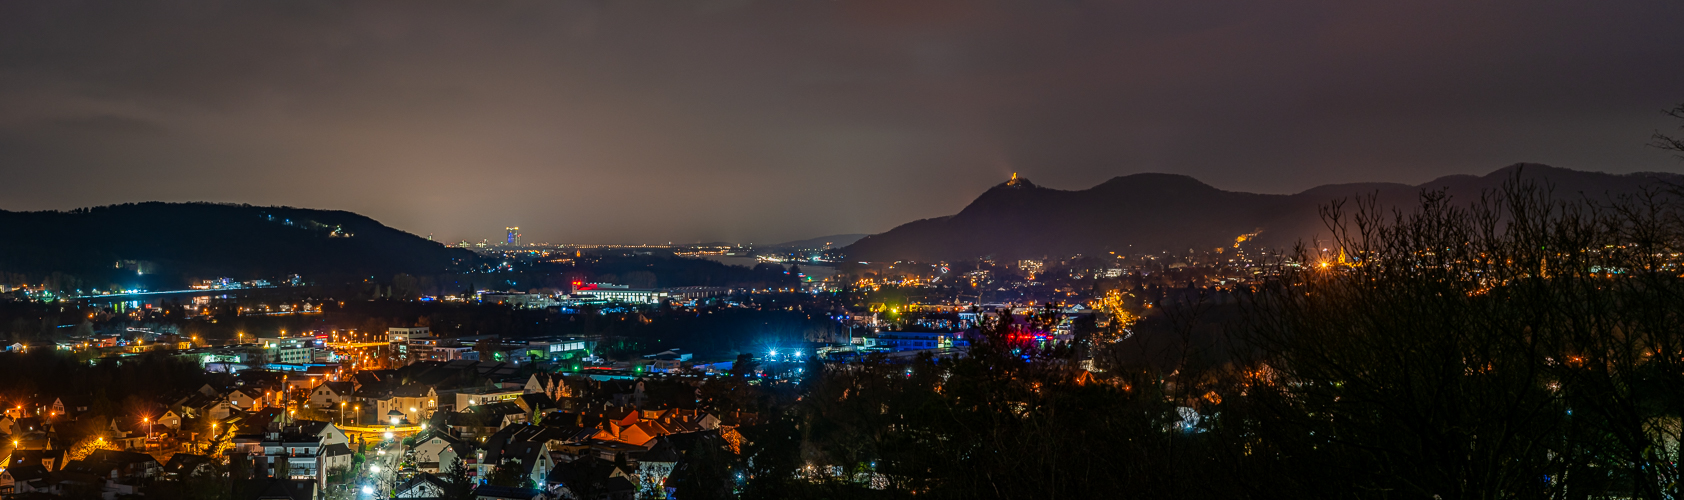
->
[0, 202, 477, 290]
[844, 164, 1683, 262]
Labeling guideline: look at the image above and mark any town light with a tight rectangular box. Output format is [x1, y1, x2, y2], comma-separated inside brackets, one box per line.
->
[362, 486, 373, 494]
[369, 464, 380, 473]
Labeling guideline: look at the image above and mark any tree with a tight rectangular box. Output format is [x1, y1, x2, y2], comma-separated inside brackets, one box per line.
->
[181, 461, 231, 500]
[1653, 102, 1684, 159]
[671, 434, 740, 500]
[1225, 176, 1684, 498]
[486, 462, 534, 488]
[440, 458, 475, 500]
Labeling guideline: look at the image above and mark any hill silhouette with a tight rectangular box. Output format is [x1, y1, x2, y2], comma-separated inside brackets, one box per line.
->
[844, 164, 1683, 262]
[0, 202, 476, 289]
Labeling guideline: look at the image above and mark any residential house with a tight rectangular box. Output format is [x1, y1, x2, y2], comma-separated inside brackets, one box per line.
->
[292, 420, 349, 448]
[163, 453, 217, 479]
[228, 388, 264, 410]
[434, 439, 478, 476]
[159, 410, 184, 430]
[393, 473, 451, 498]
[48, 396, 92, 420]
[632, 438, 681, 496]
[318, 443, 354, 480]
[259, 431, 322, 481]
[548, 456, 639, 500]
[475, 424, 555, 485]
[8, 449, 67, 471]
[373, 385, 438, 426]
[409, 430, 464, 468]
[469, 402, 529, 429]
[451, 386, 525, 411]
[472, 485, 547, 500]
[0, 464, 52, 495]
[84, 450, 163, 480]
[514, 393, 556, 422]
[233, 477, 317, 500]
[308, 382, 356, 408]
[444, 411, 501, 441]
[57, 450, 163, 498]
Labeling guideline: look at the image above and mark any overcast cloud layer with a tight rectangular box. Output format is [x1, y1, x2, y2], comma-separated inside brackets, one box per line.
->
[1, 0, 1681, 244]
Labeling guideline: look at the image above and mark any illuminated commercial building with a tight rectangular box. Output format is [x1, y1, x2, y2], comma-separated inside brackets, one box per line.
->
[567, 283, 667, 304]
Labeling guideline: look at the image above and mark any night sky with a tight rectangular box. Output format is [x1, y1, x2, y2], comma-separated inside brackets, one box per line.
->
[2, 1, 1681, 245]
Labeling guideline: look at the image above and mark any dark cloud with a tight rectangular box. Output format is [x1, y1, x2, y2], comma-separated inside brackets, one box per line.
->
[0, 0, 1680, 244]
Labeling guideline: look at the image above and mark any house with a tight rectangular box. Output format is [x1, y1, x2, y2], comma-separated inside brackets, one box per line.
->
[228, 388, 264, 410]
[473, 484, 546, 500]
[260, 431, 322, 480]
[8, 449, 67, 471]
[469, 402, 529, 428]
[308, 382, 356, 408]
[514, 393, 556, 421]
[409, 430, 464, 465]
[632, 438, 681, 495]
[548, 456, 639, 500]
[292, 420, 350, 447]
[393, 472, 451, 498]
[318, 443, 354, 479]
[0, 464, 52, 495]
[451, 386, 525, 411]
[59, 450, 163, 499]
[164, 453, 217, 478]
[445, 411, 501, 441]
[159, 410, 184, 430]
[478, 424, 555, 487]
[85, 449, 164, 481]
[177, 393, 235, 420]
[233, 477, 317, 500]
[434, 439, 478, 476]
[593, 421, 662, 447]
[373, 385, 438, 426]
[49, 396, 92, 419]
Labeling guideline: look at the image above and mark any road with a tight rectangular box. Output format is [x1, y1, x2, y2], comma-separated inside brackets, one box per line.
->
[359, 437, 406, 498]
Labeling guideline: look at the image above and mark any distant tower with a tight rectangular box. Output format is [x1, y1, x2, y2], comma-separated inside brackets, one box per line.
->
[505, 227, 521, 246]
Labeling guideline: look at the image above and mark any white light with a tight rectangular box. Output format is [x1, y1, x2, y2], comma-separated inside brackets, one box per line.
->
[384, 431, 394, 439]
[369, 465, 381, 473]
[768, 350, 777, 358]
[362, 486, 373, 494]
